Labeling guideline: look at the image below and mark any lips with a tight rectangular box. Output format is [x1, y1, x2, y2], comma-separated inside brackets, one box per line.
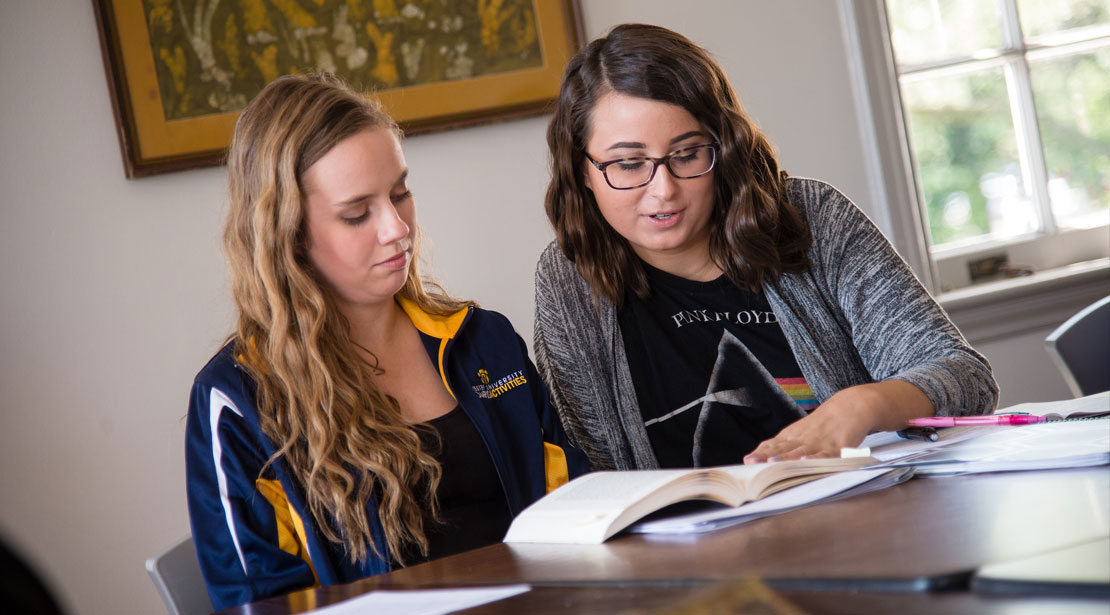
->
[644, 210, 682, 226]
[377, 250, 410, 269]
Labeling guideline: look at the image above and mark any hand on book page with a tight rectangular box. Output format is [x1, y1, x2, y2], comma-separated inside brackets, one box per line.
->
[503, 457, 875, 545]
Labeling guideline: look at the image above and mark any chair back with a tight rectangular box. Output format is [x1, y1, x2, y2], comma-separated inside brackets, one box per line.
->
[1046, 295, 1110, 397]
[145, 536, 213, 615]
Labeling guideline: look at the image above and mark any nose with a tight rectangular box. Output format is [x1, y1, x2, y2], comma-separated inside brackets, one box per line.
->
[645, 162, 678, 200]
[377, 202, 410, 245]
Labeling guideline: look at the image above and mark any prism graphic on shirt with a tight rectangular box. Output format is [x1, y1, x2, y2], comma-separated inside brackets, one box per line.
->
[645, 329, 807, 466]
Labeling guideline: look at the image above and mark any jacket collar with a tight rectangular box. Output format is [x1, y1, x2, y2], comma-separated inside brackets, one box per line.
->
[397, 297, 469, 341]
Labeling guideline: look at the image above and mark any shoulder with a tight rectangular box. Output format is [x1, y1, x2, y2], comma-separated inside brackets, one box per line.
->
[783, 176, 883, 246]
[535, 240, 594, 303]
[457, 307, 529, 353]
[783, 176, 855, 220]
[464, 306, 516, 335]
[190, 340, 259, 427]
[194, 341, 253, 392]
[536, 240, 576, 276]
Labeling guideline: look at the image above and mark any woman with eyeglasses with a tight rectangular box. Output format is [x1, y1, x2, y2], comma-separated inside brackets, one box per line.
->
[185, 73, 587, 609]
[535, 24, 997, 471]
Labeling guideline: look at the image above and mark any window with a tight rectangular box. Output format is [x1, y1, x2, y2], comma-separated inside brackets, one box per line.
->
[874, 0, 1109, 292]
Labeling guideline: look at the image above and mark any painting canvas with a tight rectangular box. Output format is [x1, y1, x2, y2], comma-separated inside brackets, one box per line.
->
[93, 0, 583, 177]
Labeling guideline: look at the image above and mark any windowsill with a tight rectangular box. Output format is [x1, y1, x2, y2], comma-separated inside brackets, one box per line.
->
[932, 224, 1110, 293]
[938, 258, 1110, 343]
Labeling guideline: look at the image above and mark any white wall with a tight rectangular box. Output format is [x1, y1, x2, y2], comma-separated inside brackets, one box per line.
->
[0, 1, 1075, 614]
[976, 327, 1073, 406]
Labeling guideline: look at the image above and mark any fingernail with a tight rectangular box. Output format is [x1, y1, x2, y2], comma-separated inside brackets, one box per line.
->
[769, 456, 781, 462]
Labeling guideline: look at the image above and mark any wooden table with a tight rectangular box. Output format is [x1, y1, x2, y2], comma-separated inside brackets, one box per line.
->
[219, 468, 1110, 614]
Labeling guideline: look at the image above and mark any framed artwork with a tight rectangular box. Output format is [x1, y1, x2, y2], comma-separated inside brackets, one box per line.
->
[92, 0, 583, 178]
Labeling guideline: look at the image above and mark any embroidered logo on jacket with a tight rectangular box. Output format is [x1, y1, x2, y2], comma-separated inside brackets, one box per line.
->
[472, 369, 527, 399]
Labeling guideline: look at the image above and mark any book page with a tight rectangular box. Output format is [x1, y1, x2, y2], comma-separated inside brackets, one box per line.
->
[631, 468, 901, 534]
[523, 470, 699, 509]
[307, 585, 530, 615]
[889, 418, 1110, 473]
[503, 470, 709, 544]
[994, 391, 1109, 417]
[862, 425, 993, 463]
[714, 457, 875, 500]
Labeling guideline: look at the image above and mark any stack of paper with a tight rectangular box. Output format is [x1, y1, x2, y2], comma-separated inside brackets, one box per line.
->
[864, 392, 1110, 476]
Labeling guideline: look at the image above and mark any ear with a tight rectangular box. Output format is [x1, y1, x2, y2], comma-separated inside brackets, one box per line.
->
[583, 161, 593, 191]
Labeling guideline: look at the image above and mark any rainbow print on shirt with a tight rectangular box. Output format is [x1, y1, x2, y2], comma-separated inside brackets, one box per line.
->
[776, 377, 818, 412]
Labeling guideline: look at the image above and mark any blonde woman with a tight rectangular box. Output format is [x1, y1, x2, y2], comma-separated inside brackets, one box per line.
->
[185, 73, 587, 609]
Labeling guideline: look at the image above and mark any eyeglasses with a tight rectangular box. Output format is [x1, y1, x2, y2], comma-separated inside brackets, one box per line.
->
[585, 143, 719, 190]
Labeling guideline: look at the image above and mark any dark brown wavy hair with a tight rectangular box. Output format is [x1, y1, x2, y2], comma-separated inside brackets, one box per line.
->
[225, 73, 470, 565]
[545, 23, 812, 304]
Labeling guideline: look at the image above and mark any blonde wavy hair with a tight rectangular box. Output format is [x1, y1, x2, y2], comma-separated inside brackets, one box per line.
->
[224, 73, 469, 565]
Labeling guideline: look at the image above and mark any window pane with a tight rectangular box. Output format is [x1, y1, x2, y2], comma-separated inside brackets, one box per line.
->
[902, 68, 1039, 246]
[887, 0, 1004, 66]
[1017, 0, 1110, 39]
[1030, 46, 1110, 228]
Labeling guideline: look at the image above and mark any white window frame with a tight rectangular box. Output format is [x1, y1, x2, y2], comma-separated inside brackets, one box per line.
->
[839, 0, 1110, 340]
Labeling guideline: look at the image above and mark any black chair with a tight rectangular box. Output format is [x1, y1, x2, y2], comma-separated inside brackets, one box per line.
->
[1045, 295, 1110, 397]
[0, 536, 64, 615]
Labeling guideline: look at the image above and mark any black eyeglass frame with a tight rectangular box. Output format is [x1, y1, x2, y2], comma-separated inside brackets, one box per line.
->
[584, 142, 720, 190]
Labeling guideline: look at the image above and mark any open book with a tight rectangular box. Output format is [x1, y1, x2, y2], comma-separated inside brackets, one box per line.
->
[503, 456, 877, 544]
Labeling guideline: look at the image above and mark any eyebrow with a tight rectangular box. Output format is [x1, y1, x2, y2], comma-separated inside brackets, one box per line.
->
[334, 169, 409, 207]
[605, 131, 707, 151]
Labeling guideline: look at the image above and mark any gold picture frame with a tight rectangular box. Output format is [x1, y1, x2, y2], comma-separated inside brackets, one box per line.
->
[93, 0, 583, 178]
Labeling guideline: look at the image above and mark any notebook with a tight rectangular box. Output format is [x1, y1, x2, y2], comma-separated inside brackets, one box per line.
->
[972, 536, 1110, 598]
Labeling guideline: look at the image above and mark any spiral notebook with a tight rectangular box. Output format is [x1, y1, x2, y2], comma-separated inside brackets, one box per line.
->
[876, 392, 1110, 475]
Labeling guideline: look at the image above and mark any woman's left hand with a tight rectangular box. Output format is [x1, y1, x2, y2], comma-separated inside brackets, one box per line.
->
[742, 380, 934, 464]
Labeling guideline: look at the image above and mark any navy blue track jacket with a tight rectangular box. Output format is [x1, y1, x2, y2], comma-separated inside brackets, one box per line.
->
[185, 300, 588, 609]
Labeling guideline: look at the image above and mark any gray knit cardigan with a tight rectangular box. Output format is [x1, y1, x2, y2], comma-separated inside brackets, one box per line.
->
[534, 177, 998, 471]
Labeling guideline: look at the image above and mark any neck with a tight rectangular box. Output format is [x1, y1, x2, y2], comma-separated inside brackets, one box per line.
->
[342, 296, 408, 353]
[635, 244, 721, 282]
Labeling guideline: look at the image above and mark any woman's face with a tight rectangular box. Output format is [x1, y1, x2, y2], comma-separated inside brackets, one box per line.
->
[583, 91, 717, 276]
[302, 127, 415, 311]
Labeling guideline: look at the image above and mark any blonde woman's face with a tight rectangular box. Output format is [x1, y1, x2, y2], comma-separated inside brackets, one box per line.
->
[302, 127, 415, 310]
[584, 92, 717, 277]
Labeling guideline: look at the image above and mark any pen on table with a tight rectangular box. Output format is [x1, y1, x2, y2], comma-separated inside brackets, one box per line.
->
[896, 426, 939, 442]
[906, 415, 1047, 427]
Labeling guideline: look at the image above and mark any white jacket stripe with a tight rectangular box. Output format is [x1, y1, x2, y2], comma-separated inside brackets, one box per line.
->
[209, 387, 248, 575]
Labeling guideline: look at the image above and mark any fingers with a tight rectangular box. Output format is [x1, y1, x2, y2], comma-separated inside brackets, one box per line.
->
[744, 437, 843, 464]
[744, 437, 806, 464]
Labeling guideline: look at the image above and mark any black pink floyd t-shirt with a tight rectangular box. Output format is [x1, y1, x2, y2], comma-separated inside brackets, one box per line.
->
[618, 263, 817, 468]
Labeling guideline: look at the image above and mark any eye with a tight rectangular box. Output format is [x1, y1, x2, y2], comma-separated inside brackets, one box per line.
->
[341, 211, 369, 226]
[391, 190, 412, 203]
[613, 159, 648, 172]
[673, 146, 706, 162]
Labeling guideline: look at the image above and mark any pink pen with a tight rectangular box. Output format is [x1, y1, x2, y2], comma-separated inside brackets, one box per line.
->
[906, 415, 1048, 427]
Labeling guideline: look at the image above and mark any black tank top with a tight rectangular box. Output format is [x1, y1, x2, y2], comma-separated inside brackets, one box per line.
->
[394, 405, 511, 566]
